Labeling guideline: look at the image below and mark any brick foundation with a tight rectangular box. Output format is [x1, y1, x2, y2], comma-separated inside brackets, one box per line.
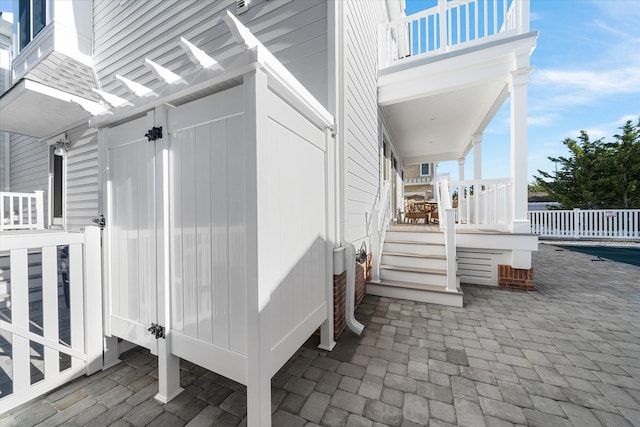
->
[333, 254, 371, 340]
[498, 264, 534, 291]
[333, 271, 346, 339]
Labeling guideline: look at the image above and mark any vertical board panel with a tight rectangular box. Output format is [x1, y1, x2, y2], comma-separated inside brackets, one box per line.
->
[211, 119, 230, 349]
[195, 123, 213, 344]
[107, 114, 158, 352]
[227, 114, 247, 355]
[263, 90, 327, 351]
[181, 127, 198, 338]
[170, 131, 184, 333]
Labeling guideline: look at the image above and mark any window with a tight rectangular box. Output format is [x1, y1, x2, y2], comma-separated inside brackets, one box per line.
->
[420, 163, 430, 176]
[50, 146, 64, 226]
[18, 0, 47, 51]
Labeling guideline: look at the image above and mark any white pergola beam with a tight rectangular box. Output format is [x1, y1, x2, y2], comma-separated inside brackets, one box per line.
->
[144, 58, 187, 85]
[115, 74, 156, 97]
[179, 37, 223, 70]
[91, 88, 131, 108]
[222, 10, 260, 50]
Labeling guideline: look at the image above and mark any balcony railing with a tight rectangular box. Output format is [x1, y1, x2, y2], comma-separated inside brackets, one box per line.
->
[380, 0, 530, 68]
[0, 191, 45, 231]
[404, 176, 432, 185]
[448, 178, 512, 230]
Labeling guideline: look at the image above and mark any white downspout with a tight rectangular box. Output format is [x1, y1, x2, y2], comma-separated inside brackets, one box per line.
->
[342, 241, 364, 335]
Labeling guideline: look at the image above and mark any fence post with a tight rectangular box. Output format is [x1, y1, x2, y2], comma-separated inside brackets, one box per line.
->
[35, 191, 44, 229]
[84, 226, 104, 375]
[573, 208, 580, 238]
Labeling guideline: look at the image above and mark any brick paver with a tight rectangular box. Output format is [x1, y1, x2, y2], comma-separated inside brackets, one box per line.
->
[1, 242, 639, 426]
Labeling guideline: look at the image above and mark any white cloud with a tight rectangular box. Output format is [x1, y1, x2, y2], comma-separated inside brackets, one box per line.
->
[528, 115, 554, 126]
[535, 67, 640, 96]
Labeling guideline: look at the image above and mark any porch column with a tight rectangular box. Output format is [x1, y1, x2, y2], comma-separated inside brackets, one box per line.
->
[472, 133, 482, 180]
[457, 158, 465, 181]
[508, 54, 533, 233]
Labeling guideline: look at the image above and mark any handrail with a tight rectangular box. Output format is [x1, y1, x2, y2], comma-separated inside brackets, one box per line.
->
[0, 191, 45, 231]
[371, 181, 392, 282]
[435, 178, 457, 293]
[380, 0, 529, 68]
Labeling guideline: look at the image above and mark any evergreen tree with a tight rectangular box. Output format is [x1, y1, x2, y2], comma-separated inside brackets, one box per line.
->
[534, 118, 640, 209]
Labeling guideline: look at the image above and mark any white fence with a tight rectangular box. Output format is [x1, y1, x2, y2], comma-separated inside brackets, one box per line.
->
[449, 178, 512, 230]
[529, 209, 640, 240]
[0, 191, 44, 231]
[380, 0, 530, 67]
[0, 227, 103, 413]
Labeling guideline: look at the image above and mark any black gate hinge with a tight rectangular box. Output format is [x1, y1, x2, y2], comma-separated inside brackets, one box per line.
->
[145, 126, 163, 142]
[92, 215, 106, 230]
[148, 323, 165, 339]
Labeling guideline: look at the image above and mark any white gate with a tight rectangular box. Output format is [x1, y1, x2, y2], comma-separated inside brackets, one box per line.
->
[105, 112, 159, 354]
[0, 228, 102, 413]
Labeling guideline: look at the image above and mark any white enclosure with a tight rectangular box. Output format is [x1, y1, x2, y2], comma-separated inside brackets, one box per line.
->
[99, 41, 334, 425]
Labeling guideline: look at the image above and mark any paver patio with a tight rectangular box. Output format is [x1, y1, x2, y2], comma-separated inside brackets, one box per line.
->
[1, 242, 639, 426]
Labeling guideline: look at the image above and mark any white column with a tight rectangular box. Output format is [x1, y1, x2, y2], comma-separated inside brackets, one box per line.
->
[472, 133, 482, 180]
[509, 54, 533, 233]
[457, 158, 465, 181]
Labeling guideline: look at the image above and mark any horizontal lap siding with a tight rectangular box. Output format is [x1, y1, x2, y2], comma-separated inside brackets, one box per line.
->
[66, 125, 98, 231]
[343, 0, 385, 245]
[93, 0, 328, 107]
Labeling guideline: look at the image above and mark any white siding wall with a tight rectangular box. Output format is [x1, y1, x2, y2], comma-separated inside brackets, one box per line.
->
[9, 133, 48, 194]
[343, 0, 387, 246]
[93, 0, 328, 108]
[66, 124, 98, 231]
[0, 48, 10, 190]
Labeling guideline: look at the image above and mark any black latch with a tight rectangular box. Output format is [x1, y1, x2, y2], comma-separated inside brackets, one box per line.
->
[148, 323, 165, 339]
[92, 215, 106, 230]
[145, 126, 163, 141]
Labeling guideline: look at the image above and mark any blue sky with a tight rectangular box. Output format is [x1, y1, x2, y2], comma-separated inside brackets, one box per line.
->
[407, 0, 640, 183]
[2, 1, 638, 183]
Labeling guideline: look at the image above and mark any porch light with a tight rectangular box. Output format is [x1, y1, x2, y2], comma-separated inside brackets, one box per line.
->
[54, 139, 69, 157]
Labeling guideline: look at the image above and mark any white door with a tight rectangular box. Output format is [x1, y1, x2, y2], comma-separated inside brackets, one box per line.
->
[105, 111, 158, 354]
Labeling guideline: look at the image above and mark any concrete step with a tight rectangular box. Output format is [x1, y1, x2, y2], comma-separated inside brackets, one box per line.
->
[379, 264, 447, 286]
[381, 252, 447, 270]
[367, 279, 463, 307]
[383, 241, 445, 257]
[384, 230, 444, 245]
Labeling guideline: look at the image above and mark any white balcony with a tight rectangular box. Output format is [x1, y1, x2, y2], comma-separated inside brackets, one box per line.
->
[379, 0, 530, 69]
[0, 1, 101, 138]
[377, 0, 536, 168]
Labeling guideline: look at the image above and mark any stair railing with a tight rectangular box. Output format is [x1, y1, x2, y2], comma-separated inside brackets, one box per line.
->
[437, 178, 458, 292]
[371, 181, 392, 283]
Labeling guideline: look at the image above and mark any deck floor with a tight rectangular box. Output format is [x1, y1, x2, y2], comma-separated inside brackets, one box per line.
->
[1, 243, 640, 426]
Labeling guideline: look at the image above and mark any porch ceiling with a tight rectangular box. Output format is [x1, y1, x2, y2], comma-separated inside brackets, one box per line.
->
[378, 32, 537, 165]
[0, 79, 102, 138]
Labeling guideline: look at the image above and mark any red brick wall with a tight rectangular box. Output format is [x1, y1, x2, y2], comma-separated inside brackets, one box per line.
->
[498, 264, 534, 291]
[333, 254, 370, 340]
[333, 272, 346, 339]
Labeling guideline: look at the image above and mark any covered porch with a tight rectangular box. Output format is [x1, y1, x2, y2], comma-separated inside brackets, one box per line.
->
[379, 0, 537, 235]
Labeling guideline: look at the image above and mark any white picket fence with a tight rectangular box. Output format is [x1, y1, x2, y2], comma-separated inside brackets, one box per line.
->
[529, 209, 640, 239]
[0, 227, 103, 413]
